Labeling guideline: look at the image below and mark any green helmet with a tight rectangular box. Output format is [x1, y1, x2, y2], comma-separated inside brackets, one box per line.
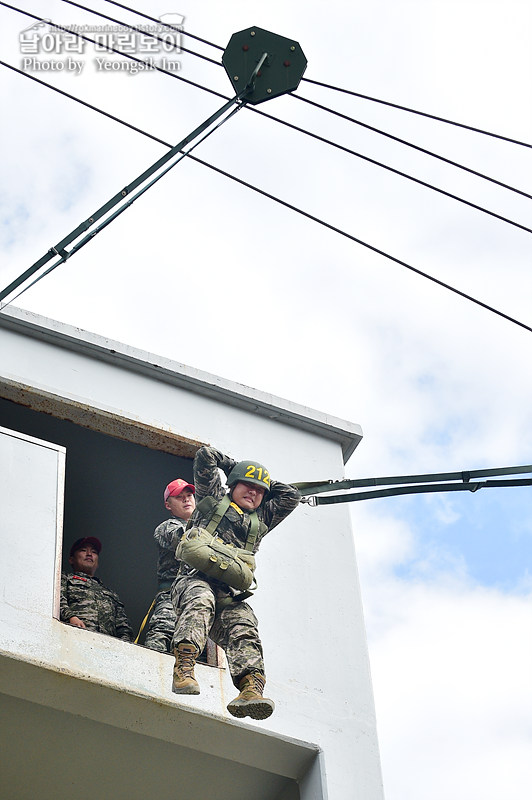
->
[227, 460, 271, 492]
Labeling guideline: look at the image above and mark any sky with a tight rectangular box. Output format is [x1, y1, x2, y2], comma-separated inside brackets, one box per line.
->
[1, 0, 532, 797]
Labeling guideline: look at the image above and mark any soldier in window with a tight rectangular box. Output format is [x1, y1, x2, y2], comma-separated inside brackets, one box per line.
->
[144, 479, 196, 652]
[60, 537, 133, 642]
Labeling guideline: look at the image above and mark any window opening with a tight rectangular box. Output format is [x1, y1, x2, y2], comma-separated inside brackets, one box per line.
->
[0, 395, 221, 667]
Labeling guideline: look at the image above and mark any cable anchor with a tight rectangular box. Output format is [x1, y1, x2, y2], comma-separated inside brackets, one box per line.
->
[0, 27, 307, 307]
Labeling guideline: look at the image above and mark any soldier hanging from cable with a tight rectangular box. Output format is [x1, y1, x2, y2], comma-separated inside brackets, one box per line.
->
[171, 445, 300, 720]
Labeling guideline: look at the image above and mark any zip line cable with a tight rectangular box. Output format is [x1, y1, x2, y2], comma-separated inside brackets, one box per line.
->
[58, 0, 222, 67]
[101, 0, 532, 151]
[290, 93, 532, 201]
[294, 464, 532, 505]
[2, 101, 244, 309]
[73, 0, 532, 201]
[301, 78, 532, 150]
[248, 105, 532, 232]
[0, 22, 260, 305]
[99, 0, 532, 153]
[0, 61, 170, 146]
[5, 1, 532, 214]
[1, 62, 531, 337]
[305, 477, 532, 505]
[102, 0, 224, 51]
[295, 462, 532, 493]
[1, 2, 229, 101]
[176, 155, 532, 335]
[1, 55, 528, 238]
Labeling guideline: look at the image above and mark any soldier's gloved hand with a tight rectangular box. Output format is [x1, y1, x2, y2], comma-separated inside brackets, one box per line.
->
[68, 616, 87, 629]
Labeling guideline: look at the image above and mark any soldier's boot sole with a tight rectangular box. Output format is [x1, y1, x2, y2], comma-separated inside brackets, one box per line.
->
[227, 697, 275, 720]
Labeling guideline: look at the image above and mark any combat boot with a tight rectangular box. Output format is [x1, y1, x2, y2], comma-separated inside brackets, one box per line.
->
[227, 672, 275, 720]
[172, 642, 200, 694]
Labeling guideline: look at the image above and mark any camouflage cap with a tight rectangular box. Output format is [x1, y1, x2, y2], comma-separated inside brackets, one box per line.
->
[69, 537, 102, 557]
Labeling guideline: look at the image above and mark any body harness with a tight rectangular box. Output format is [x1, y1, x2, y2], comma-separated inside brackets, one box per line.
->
[176, 494, 264, 599]
[135, 495, 262, 642]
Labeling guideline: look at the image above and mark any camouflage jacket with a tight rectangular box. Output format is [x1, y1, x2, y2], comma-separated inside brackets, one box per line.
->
[188, 445, 301, 554]
[153, 516, 187, 585]
[60, 572, 133, 641]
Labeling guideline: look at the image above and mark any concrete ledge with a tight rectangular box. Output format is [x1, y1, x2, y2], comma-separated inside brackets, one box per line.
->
[0, 649, 323, 800]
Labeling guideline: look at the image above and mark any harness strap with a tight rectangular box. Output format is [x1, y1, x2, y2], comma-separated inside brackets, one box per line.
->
[244, 512, 259, 552]
[184, 494, 261, 601]
[294, 463, 532, 497]
[204, 494, 232, 534]
[203, 493, 259, 552]
[134, 595, 157, 644]
[308, 477, 532, 506]
[217, 589, 254, 609]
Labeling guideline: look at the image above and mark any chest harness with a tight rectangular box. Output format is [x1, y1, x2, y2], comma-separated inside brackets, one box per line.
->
[175, 494, 267, 601]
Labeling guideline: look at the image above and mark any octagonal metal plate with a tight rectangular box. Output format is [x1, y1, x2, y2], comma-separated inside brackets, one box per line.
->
[222, 26, 307, 105]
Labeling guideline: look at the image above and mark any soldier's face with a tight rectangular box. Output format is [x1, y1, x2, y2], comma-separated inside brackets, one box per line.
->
[69, 545, 99, 576]
[231, 481, 265, 511]
[165, 488, 196, 520]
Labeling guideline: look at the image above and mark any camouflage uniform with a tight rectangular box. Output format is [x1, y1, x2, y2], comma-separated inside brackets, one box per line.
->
[60, 572, 133, 641]
[144, 517, 186, 652]
[171, 445, 300, 686]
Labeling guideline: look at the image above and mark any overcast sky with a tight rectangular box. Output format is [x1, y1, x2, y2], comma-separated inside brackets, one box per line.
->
[1, 1, 532, 798]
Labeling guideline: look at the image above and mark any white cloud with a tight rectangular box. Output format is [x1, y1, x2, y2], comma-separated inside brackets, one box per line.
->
[354, 504, 532, 800]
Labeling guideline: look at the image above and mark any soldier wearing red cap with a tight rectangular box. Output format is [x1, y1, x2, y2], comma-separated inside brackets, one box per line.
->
[60, 537, 133, 641]
[144, 478, 196, 652]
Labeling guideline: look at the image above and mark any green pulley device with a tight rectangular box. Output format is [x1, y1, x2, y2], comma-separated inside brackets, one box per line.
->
[0, 27, 307, 305]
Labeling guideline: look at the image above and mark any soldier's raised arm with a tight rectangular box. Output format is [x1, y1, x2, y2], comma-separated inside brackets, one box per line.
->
[261, 478, 301, 532]
[193, 445, 237, 503]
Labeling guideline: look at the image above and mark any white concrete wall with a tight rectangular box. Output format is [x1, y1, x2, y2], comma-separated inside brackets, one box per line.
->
[0, 316, 384, 800]
[0, 426, 64, 639]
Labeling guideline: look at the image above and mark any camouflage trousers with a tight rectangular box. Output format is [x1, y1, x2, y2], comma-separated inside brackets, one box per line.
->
[171, 575, 265, 686]
[144, 589, 175, 653]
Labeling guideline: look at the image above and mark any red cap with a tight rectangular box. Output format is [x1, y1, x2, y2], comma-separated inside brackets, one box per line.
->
[164, 478, 195, 503]
[69, 537, 102, 557]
